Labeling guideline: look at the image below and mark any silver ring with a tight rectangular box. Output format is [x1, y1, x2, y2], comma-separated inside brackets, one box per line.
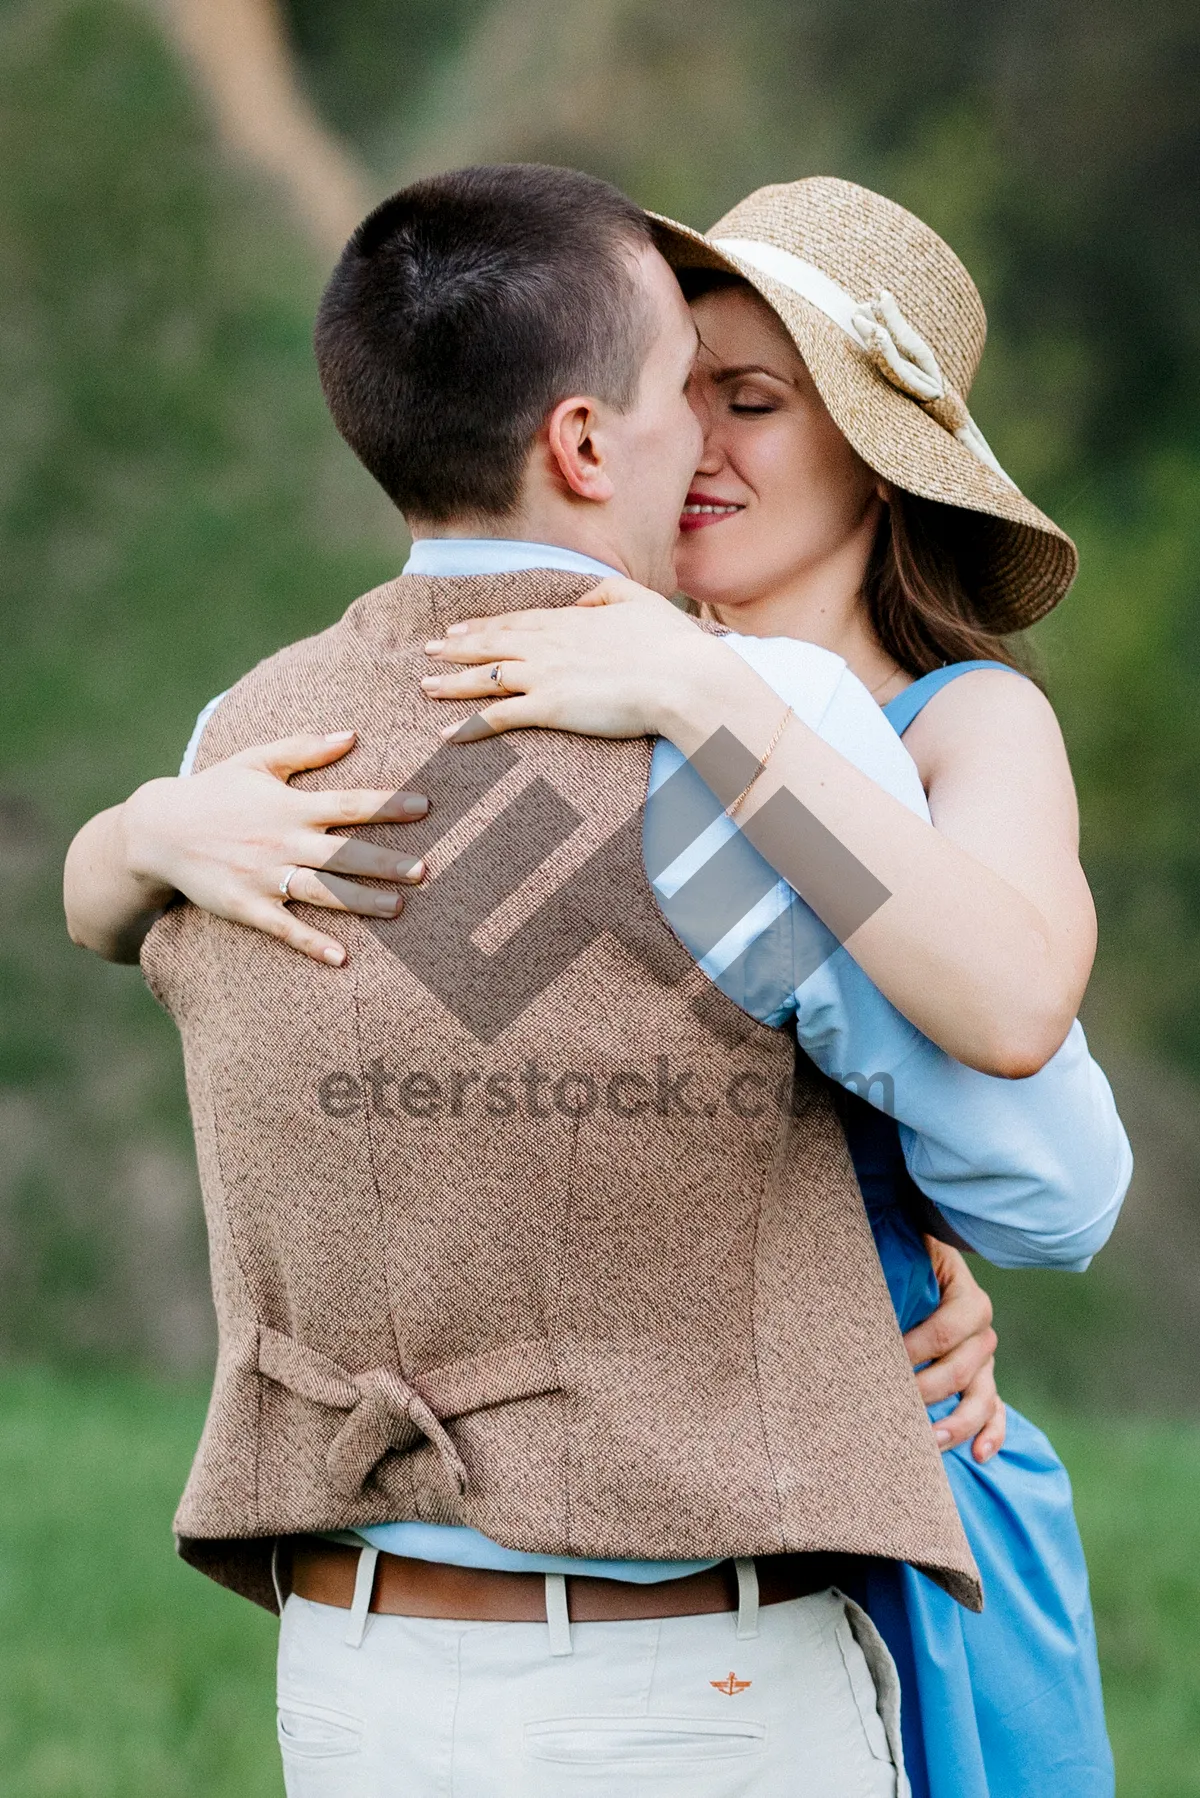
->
[489, 662, 505, 687]
[279, 865, 300, 901]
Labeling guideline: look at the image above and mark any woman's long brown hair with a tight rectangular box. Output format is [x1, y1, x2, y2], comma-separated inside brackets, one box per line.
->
[863, 489, 1033, 678]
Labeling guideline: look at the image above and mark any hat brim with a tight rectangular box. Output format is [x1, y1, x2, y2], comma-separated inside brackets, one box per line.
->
[649, 212, 1076, 632]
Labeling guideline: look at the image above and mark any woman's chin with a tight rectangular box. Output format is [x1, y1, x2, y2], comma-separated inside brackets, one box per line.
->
[673, 536, 746, 611]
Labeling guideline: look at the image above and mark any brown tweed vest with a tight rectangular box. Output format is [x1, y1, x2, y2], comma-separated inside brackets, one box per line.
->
[141, 571, 981, 1613]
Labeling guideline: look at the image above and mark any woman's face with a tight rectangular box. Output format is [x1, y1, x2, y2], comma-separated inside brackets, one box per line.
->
[676, 284, 881, 618]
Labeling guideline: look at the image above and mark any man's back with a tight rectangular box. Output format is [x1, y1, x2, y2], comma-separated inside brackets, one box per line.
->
[143, 569, 979, 1613]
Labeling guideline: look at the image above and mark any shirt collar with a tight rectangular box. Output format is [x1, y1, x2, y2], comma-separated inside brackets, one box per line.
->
[403, 538, 622, 582]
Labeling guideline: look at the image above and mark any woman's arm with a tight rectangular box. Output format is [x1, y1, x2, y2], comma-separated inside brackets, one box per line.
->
[422, 583, 1095, 1076]
[63, 731, 428, 966]
[666, 653, 1095, 1076]
[65, 799, 182, 963]
[640, 633, 1130, 1267]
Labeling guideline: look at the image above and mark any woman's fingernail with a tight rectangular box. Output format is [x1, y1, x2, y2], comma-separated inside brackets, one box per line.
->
[325, 730, 354, 742]
[934, 1427, 952, 1446]
[397, 792, 428, 818]
[420, 675, 440, 689]
[324, 945, 346, 966]
[395, 858, 424, 879]
[424, 640, 444, 653]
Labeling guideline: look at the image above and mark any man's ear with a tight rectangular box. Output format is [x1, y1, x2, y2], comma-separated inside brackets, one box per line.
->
[544, 395, 616, 504]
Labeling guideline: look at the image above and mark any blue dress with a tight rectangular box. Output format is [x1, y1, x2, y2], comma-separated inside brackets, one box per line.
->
[843, 663, 1113, 1798]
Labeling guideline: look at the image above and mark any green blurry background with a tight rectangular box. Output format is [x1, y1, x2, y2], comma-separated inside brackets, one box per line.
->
[1, 0, 1198, 1790]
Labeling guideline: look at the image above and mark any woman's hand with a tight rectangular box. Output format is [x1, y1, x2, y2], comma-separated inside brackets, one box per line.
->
[420, 578, 717, 740]
[65, 731, 428, 967]
[903, 1238, 1006, 1463]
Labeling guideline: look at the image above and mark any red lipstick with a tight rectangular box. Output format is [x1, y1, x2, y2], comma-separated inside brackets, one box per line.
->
[679, 491, 745, 533]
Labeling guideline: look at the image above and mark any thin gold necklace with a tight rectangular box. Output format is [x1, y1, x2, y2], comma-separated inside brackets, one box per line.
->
[868, 661, 901, 700]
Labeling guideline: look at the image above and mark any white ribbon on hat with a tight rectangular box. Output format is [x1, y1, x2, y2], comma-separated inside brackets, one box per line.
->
[712, 236, 1015, 487]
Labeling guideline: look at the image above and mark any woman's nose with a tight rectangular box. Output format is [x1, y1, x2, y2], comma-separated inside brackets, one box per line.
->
[694, 434, 725, 475]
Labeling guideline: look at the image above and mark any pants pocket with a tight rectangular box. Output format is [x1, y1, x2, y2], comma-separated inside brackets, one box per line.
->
[832, 1591, 907, 1797]
[524, 1716, 768, 1798]
[525, 1713, 766, 1767]
[278, 1697, 363, 1783]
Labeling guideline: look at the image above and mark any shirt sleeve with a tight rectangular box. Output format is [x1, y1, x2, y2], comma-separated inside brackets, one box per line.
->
[178, 691, 230, 776]
[793, 949, 1131, 1269]
[717, 633, 1133, 1271]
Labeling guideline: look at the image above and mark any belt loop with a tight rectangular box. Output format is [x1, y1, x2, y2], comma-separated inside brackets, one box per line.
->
[735, 1557, 760, 1640]
[344, 1545, 380, 1649]
[545, 1573, 573, 1656]
[271, 1538, 287, 1617]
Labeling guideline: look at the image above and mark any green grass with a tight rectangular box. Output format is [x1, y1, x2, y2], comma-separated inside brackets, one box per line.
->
[0, 1371, 279, 1798]
[0, 1371, 1197, 1796]
[1054, 1419, 1200, 1798]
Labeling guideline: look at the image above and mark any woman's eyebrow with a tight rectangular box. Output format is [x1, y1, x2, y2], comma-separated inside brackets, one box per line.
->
[710, 362, 793, 386]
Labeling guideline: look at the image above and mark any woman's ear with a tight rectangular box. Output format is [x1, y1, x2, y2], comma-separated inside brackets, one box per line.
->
[545, 396, 616, 504]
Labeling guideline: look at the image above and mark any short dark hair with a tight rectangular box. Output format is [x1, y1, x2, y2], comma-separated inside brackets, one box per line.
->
[313, 164, 655, 521]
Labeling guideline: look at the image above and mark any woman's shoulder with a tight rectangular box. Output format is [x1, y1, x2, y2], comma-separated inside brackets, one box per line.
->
[883, 660, 1031, 738]
[895, 660, 1070, 798]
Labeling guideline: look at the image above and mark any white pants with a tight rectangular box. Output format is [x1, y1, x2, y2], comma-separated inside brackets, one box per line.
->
[276, 1573, 907, 1797]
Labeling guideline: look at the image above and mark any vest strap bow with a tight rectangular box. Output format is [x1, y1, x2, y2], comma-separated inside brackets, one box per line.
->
[326, 1367, 469, 1500]
[256, 1325, 562, 1502]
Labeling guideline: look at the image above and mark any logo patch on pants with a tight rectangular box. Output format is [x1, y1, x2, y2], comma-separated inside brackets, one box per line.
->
[711, 1672, 752, 1695]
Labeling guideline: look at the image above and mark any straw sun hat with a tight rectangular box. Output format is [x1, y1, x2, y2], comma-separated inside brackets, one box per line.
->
[650, 178, 1077, 632]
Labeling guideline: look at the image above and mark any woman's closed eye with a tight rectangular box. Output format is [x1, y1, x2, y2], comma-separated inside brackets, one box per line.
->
[726, 382, 781, 416]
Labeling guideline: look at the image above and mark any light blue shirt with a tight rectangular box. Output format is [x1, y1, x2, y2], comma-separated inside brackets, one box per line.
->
[181, 534, 1131, 1582]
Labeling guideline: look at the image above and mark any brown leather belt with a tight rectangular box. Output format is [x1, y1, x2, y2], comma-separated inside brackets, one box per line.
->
[288, 1540, 841, 1624]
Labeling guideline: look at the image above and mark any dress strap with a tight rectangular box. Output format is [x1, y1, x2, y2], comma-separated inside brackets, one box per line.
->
[882, 659, 1024, 737]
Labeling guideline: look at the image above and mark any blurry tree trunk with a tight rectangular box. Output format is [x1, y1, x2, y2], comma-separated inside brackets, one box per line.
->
[397, 0, 624, 179]
[148, 0, 369, 256]
[394, 0, 766, 212]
